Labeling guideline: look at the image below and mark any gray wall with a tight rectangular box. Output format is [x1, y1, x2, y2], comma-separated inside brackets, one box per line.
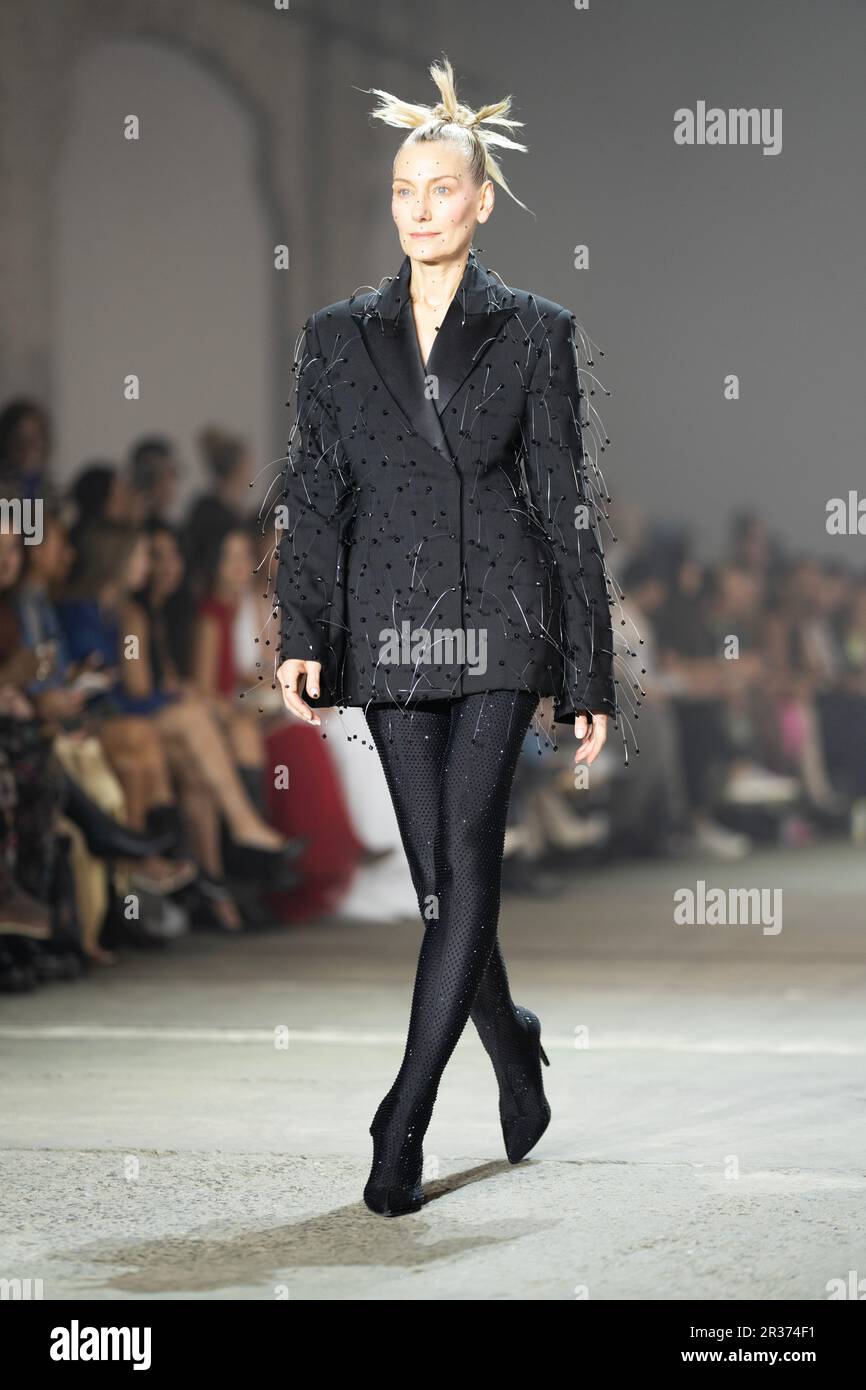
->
[1, 0, 862, 553]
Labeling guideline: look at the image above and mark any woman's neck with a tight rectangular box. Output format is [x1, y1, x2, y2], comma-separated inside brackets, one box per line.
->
[407, 251, 469, 314]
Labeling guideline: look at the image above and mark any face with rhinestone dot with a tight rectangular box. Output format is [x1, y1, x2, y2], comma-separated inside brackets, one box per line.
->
[391, 140, 494, 268]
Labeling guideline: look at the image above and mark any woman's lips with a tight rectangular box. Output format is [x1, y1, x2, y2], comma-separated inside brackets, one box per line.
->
[410, 231, 439, 237]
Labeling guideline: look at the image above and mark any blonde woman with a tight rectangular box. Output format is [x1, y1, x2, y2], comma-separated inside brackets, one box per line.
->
[266, 57, 627, 1215]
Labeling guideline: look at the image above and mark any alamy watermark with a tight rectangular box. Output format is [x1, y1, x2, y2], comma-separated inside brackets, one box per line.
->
[378, 622, 488, 675]
[674, 879, 783, 935]
[826, 491, 866, 535]
[1, 1276, 44, 1299]
[675, 102, 782, 156]
[0, 496, 43, 544]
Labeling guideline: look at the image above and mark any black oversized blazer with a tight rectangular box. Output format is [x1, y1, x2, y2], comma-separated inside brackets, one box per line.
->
[270, 247, 619, 727]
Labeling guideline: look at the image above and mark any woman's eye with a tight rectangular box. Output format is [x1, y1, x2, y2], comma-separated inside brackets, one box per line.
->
[393, 186, 452, 197]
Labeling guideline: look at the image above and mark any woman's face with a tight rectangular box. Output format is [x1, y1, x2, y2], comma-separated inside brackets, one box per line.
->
[148, 529, 184, 595]
[30, 518, 65, 580]
[718, 566, 761, 614]
[820, 570, 850, 615]
[124, 536, 151, 592]
[6, 411, 48, 474]
[739, 521, 769, 567]
[391, 140, 492, 264]
[223, 452, 252, 498]
[678, 557, 703, 595]
[105, 474, 133, 522]
[217, 531, 253, 593]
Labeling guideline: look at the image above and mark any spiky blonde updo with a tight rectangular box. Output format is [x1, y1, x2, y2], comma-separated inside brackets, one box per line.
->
[363, 55, 531, 214]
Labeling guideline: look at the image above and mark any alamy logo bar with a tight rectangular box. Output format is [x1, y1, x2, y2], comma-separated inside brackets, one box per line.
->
[50, 1320, 152, 1370]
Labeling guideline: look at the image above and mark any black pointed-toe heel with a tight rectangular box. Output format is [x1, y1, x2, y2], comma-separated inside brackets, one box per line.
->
[363, 1117, 426, 1217]
[363, 1179, 425, 1217]
[496, 1005, 552, 1165]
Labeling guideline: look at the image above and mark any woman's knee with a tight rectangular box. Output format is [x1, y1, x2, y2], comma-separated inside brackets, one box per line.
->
[434, 813, 504, 890]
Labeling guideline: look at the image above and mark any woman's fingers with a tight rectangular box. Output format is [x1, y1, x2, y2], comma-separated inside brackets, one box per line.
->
[278, 660, 322, 725]
[574, 712, 608, 765]
[305, 662, 321, 698]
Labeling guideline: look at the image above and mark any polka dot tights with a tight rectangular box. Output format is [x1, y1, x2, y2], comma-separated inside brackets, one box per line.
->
[364, 688, 539, 1195]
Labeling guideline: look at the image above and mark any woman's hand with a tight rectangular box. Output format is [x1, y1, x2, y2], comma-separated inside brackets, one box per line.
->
[0, 683, 34, 720]
[33, 686, 89, 723]
[574, 710, 607, 766]
[277, 658, 322, 725]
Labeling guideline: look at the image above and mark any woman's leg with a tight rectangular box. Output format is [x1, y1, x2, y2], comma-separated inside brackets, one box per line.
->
[364, 689, 538, 1182]
[97, 717, 174, 829]
[161, 751, 243, 930]
[366, 696, 536, 1074]
[222, 708, 264, 769]
[155, 697, 283, 848]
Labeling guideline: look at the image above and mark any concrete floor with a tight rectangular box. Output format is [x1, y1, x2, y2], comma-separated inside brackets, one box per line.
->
[1, 841, 865, 1300]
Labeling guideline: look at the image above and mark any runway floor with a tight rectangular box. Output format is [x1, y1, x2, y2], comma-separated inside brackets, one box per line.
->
[2, 841, 864, 1300]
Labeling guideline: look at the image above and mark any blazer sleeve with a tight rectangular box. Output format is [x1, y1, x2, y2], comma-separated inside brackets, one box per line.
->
[522, 306, 617, 722]
[275, 313, 354, 669]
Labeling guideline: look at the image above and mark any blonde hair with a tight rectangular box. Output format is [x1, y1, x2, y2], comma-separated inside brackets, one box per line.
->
[363, 56, 532, 214]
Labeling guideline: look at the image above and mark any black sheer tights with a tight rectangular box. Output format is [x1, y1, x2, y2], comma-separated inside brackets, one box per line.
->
[364, 689, 539, 1188]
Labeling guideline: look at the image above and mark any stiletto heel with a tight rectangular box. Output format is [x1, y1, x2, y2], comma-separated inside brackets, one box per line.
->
[363, 1109, 427, 1216]
[495, 1005, 552, 1164]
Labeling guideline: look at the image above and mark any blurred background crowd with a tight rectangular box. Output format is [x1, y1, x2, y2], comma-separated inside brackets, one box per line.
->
[1, 392, 865, 992]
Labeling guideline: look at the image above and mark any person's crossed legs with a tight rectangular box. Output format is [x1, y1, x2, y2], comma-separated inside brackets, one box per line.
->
[364, 688, 539, 1182]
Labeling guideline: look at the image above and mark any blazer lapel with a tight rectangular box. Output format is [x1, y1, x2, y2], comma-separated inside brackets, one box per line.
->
[351, 249, 519, 464]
